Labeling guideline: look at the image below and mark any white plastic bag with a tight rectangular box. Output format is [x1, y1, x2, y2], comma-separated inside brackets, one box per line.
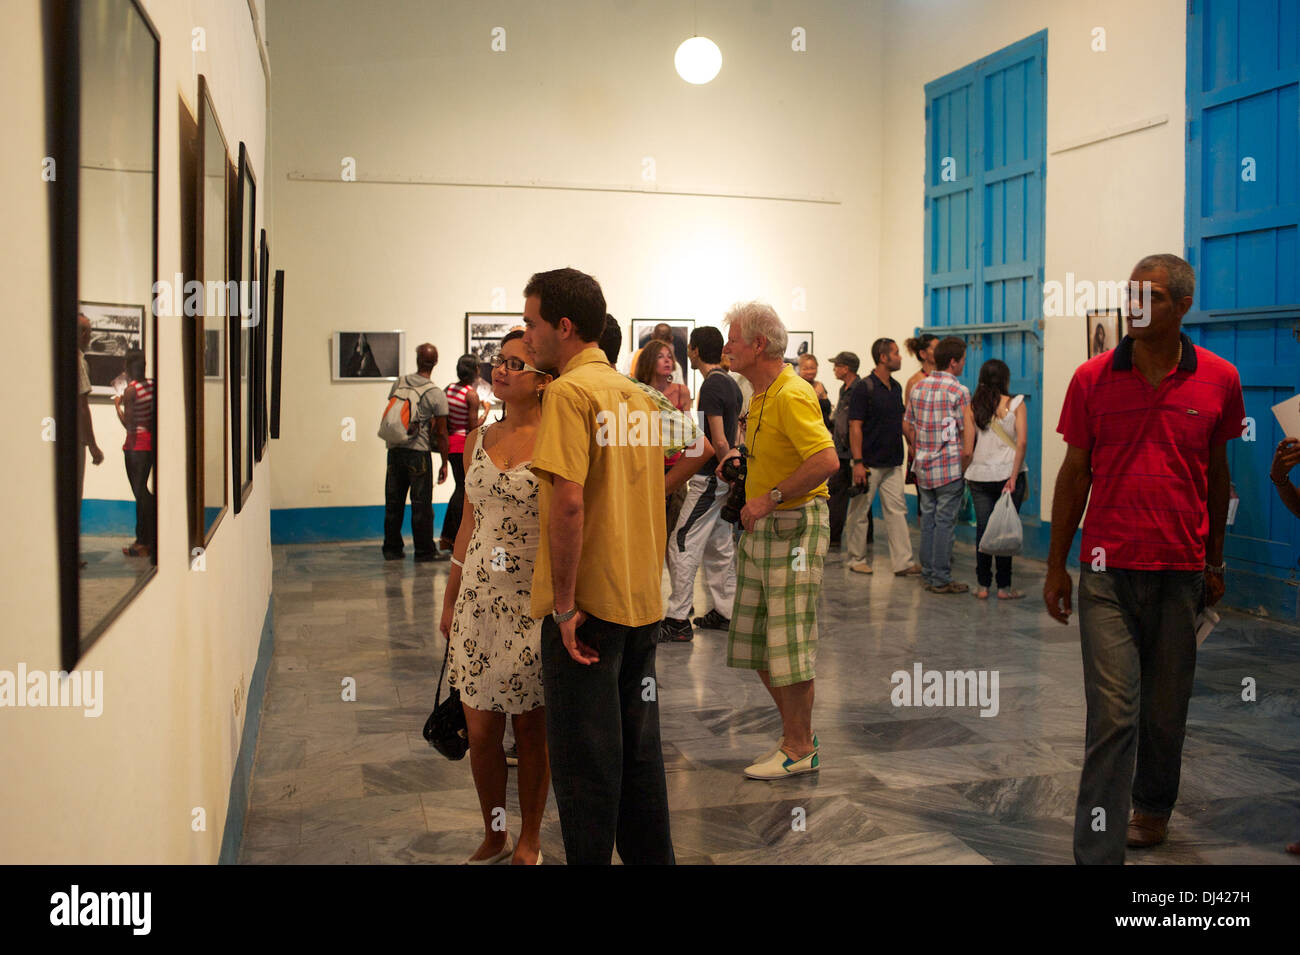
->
[978, 489, 1023, 556]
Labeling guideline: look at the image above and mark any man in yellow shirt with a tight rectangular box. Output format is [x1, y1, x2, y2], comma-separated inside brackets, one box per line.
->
[523, 267, 679, 864]
[717, 302, 839, 780]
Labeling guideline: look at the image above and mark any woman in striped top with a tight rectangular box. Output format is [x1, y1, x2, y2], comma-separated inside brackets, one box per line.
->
[440, 354, 486, 552]
[113, 349, 155, 557]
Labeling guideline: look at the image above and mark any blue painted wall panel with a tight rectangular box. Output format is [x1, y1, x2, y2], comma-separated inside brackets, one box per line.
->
[925, 31, 1047, 515]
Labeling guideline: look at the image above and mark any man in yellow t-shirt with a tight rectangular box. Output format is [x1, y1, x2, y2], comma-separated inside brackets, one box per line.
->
[522, 268, 685, 865]
[716, 302, 839, 781]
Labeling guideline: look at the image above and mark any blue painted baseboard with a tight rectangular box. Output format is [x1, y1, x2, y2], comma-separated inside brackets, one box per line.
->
[80, 499, 137, 535]
[271, 503, 448, 544]
[219, 595, 274, 865]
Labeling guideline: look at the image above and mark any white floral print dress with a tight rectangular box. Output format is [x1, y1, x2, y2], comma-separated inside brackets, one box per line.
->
[446, 423, 543, 713]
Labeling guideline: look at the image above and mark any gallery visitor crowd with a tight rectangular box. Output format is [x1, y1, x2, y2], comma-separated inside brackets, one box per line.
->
[372, 256, 1294, 866]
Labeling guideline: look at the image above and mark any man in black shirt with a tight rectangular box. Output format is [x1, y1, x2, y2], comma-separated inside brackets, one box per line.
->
[827, 351, 862, 548]
[846, 339, 922, 577]
[662, 326, 744, 640]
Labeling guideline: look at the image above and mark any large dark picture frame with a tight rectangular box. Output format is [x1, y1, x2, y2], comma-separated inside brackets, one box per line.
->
[270, 269, 285, 439]
[231, 141, 256, 511]
[255, 229, 269, 460]
[48, 0, 161, 671]
[191, 74, 229, 552]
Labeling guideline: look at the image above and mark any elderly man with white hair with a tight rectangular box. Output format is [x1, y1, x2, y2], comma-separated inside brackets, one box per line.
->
[717, 302, 839, 779]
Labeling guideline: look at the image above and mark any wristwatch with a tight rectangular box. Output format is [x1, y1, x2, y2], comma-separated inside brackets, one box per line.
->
[850, 458, 863, 465]
[769, 487, 784, 505]
[1204, 562, 1225, 576]
[553, 607, 578, 624]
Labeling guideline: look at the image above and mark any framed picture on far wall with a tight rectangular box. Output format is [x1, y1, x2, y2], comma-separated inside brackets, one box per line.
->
[333, 330, 403, 381]
[1085, 308, 1123, 358]
[204, 326, 224, 379]
[79, 301, 146, 397]
[785, 330, 814, 365]
[630, 319, 696, 396]
[466, 312, 523, 408]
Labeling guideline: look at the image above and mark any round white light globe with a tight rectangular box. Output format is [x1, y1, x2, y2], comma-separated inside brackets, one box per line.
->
[674, 36, 721, 85]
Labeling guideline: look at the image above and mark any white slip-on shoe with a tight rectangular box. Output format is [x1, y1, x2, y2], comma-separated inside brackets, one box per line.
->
[744, 746, 820, 780]
[465, 835, 513, 865]
[755, 733, 818, 764]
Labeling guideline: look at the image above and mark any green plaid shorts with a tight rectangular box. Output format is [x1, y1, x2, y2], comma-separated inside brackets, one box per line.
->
[726, 498, 829, 687]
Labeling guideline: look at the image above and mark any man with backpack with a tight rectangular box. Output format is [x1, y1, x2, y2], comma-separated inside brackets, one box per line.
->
[847, 339, 922, 577]
[380, 342, 450, 562]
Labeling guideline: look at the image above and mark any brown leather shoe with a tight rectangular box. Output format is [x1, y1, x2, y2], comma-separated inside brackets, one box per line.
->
[1126, 811, 1169, 848]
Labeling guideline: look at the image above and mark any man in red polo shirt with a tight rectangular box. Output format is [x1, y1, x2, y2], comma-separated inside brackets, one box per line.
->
[1045, 253, 1245, 865]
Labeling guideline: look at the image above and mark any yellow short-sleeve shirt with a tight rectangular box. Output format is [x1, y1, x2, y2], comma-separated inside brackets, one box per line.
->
[529, 348, 667, 626]
[743, 363, 834, 509]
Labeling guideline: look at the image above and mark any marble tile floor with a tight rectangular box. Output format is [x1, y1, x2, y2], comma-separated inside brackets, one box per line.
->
[240, 536, 1300, 865]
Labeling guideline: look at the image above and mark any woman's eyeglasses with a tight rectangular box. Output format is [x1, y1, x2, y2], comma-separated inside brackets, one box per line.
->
[490, 355, 545, 375]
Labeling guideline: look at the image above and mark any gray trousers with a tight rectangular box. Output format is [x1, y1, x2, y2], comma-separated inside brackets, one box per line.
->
[1072, 567, 1203, 865]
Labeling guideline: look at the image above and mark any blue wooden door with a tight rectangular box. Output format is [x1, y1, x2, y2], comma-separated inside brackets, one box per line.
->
[1186, 0, 1300, 594]
[924, 31, 1047, 514]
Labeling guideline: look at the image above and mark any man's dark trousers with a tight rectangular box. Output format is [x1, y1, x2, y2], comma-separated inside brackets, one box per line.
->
[541, 614, 675, 865]
[383, 447, 434, 558]
[1072, 567, 1203, 864]
[827, 458, 871, 546]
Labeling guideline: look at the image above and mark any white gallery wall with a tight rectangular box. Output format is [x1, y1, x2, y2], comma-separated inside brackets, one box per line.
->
[267, 0, 886, 513]
[877, 0, 1187, 515]
[268, 0, 1188, 522]
[0, 0, 271, 863]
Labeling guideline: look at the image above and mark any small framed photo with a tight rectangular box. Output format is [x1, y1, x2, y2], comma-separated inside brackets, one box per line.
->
[333, 331, 404, 381]
[79, 301, 146, 398]
[785, 330, 814, 365]
[204, 327, 224, 379]
[1085, 308, 1123, 358]
[630, 319, 696, 395]
[466, 312, 524, 408]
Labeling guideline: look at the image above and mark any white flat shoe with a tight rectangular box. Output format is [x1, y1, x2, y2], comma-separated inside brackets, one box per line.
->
[744, 747, 820, 780]
[465, 835, 513, 865]
[754, 734, 818, 766]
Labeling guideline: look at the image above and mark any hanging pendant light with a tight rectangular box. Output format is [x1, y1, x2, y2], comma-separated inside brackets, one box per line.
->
[675, 35, 721, 84]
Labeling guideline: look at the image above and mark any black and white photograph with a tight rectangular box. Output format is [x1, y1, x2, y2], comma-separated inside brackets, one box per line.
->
[1086, 308, 1122, 358]
[332, 331, 403, 381]
[630, 319, 695, 395]
[204, 327, 223, 379]
[466, 312, 521, 405]
[784, 330, 814, 364]
[79, 301, 145, 397]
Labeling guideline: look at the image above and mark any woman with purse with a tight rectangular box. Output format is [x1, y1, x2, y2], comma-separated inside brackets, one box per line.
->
[964, 359, 1029, 600]
[439, 331, 554, 865]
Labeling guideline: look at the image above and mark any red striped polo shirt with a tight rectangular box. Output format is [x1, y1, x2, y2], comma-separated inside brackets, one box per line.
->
[123, 378, 155, 452]
[1057, 333, 1245, 571]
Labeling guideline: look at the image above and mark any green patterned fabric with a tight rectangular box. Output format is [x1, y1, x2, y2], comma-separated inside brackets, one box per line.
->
[727, 499, 829, 687]
[625, 377, 700, 457]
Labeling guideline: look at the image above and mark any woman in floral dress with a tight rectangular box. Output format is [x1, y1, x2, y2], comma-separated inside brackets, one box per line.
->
[439, 330, 554, 865]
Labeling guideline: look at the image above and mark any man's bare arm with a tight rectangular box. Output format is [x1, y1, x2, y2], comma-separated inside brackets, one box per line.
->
[549, 476, 585, 613]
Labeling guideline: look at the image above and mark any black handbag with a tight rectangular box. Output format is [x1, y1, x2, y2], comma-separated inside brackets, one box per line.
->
[422, 652, 468, 760]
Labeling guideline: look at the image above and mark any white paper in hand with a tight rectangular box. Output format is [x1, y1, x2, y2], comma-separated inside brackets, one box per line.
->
[1272, 393, 1300, 440]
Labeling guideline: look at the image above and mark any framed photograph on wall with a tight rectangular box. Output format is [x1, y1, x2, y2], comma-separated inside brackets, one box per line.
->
[630, 319, 696, 396]
[203, 326, 223, 378]
[1085, 308, 1123, 358]
[79, 301, 146, 397]
[333, 331, 404, 381]
[785, 330, 814, 365]
[466, 312, 523, 406]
